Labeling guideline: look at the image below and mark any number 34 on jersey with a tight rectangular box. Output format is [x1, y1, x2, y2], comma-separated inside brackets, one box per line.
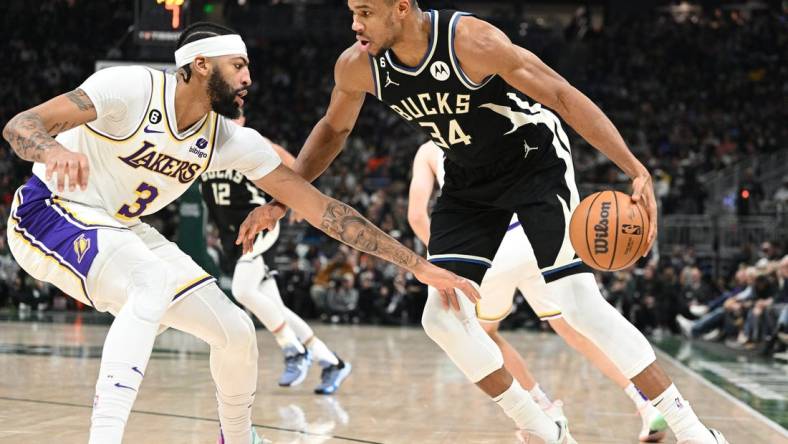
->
[387, 93, 472, 150]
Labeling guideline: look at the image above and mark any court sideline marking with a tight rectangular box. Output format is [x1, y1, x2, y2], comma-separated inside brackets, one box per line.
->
[0, 396, 383, 444]
[655, 348, 788, 437]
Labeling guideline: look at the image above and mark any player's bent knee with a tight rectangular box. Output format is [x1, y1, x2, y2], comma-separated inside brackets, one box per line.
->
[224, 306, 258, 356]
[230, 281, 254, 306]
[421, 297, 463, 345]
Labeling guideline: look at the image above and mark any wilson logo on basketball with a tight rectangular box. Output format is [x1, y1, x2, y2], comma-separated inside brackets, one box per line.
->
[593, 201, 611, 254]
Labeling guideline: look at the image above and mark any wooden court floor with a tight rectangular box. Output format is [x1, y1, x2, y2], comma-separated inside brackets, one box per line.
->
[0, 320, 785, 443]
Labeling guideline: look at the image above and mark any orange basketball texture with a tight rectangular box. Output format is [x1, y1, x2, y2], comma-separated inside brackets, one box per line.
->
[569, 190, 650, 271]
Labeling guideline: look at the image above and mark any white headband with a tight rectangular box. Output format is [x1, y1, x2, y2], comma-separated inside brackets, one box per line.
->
[174, 34, 248, 68]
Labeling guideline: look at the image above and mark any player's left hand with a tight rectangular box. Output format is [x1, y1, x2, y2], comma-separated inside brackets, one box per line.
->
[631, 173, 658, 256]
[412, 259, 481, 311]
[236, 201, 287, 254]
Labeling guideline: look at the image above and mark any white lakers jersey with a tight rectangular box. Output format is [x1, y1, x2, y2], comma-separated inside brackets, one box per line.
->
[31, 66, 281, 226]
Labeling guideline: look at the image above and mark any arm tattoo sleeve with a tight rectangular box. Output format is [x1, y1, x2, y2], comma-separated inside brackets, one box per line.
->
[2, 88, 89, 162]
[2, 111, 61, 163]
[321, 200, 422, 270]
[64, 89, 95, 112]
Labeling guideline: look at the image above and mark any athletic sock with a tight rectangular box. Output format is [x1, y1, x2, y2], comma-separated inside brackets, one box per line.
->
[624, 383, 650, 411]
[273, 323, 304, 353]
[529, 383, 554, 410]
[494, 379, 558, 439]
[307, 337, 339, 366]
[216, 390, 255, 444]
[89, 305, 157, 444]
[652, 384, 709, 441]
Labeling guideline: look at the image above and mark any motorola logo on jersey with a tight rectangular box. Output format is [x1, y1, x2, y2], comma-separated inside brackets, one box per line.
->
[148, 109, 162, 124]
[430, 61, 450, 81]
[389, 93, 470, 121]
[119, 140, 202, 184]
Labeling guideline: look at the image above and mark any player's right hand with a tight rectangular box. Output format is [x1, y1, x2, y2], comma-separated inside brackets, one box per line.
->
[235, 201, 287, 254]
[412, 259, 481, 312]
[630, 172, 658, 256]
[45, 146, 89, 192]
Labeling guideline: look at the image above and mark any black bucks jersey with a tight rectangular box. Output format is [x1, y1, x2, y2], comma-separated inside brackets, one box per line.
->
[370, 10, 573, 193]
[371, 10, 589, 285]
[201, 170, 279, 267]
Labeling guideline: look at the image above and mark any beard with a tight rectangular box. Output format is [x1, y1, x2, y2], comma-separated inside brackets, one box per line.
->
[208, 70, 242, 119]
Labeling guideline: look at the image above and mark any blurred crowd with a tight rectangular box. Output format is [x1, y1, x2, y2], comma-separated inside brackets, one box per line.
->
[1, 1, 787, 357]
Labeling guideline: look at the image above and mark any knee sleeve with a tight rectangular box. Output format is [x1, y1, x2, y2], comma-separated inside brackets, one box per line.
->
[128, 263, 177, 323]
[421, 286, 504, 383]
[231, 258, 264, 306]
[549, 274, 655, 378]
[283, 307, 313, 342]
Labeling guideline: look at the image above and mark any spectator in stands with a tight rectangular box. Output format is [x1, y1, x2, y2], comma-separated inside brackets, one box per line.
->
[774, 178, 788, 209]
[310, 250, 357, 322]
[0, 236, 20, 307]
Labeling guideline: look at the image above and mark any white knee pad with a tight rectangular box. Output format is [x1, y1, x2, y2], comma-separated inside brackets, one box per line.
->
[549, 273, 655, 378]
[231, 259, 264, 306]
[421, 286, 504, 383]
[223, 306, 258, 358]
[128, 263, 177, 324]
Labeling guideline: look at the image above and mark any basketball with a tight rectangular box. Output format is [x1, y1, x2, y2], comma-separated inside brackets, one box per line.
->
[569, 190, 650, 271]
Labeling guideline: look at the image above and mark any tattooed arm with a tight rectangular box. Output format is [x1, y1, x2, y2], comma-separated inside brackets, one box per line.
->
[250, 164, 481, 308]
[2, 89, 95, 191]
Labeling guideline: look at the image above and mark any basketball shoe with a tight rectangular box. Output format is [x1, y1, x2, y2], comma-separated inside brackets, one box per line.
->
[217, 427, 270, 444]
[639, 404, 668, 442]
[677, 429, 729, 444]
[314, 357, 352, 395]
[278, 346, 311, 387]
[516, 420, 576, 444]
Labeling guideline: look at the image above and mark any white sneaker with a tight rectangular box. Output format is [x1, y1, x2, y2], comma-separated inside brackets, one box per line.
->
[676, 315, 695, 338]
[638, 405, 667, 442]
[677, 428, 729, 444]
[542, 400, 568, 424]
[516, 420, 576, 444]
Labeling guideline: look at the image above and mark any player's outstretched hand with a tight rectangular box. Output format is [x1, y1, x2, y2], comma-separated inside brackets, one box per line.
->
[235, 201, 287, 254]
[413, 261, 480, 312]
[45, 146, 89, 192]
[631, 173, 658, 256]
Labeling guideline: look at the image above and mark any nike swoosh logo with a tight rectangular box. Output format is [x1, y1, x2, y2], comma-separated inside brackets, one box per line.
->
[144, 125, 164, 134]
[114, 382, 137, 391]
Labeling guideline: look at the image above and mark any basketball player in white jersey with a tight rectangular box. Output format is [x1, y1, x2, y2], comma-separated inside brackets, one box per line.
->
[1, 22, 478, 444]
[201, 112, 351, 394]
[409, 141, 668, 442]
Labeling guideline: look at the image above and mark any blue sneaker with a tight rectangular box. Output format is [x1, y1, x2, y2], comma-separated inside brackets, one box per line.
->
[218, 427, 270, 444]
[314, 357, 352, 395]
[278, 346, 311, 387]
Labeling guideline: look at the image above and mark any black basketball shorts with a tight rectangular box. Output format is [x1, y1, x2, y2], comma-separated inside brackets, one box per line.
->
[428, 148, 592, 285]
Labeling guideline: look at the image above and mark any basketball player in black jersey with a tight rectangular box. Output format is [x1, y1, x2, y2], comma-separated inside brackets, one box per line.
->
[237, 2, 727, 442]
[201, 112, 352, 394]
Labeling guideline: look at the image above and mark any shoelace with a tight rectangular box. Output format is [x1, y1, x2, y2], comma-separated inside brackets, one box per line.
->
[285, 353, 304, 370]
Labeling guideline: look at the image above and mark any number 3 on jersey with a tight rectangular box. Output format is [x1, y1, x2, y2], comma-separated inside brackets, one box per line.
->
[419, 119, 471, 149]
[117, 182, 159, 219]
